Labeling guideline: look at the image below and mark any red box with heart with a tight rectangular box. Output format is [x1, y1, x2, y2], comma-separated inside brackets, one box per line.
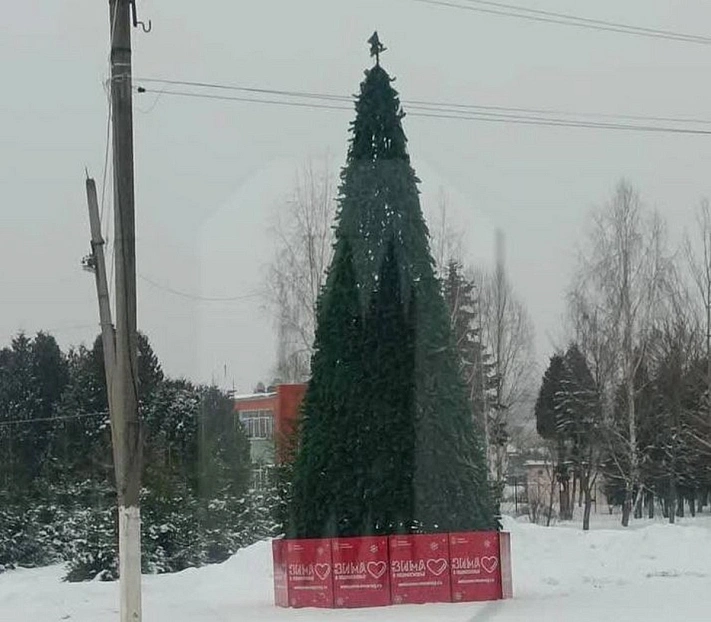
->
[283, 538, 334, 608]
[448, 532, 502, 602]
[332, 536, 390, 608]
[389, 534, 451, 604]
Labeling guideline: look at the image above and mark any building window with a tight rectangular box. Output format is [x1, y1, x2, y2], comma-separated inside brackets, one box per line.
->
[238, 409, 274, 439]
[252, 465, 272, 490]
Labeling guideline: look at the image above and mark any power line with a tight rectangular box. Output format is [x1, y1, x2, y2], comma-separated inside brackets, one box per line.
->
[137, 86, 350, 112]
[0, 410, 109, 428]
[138, 273, 261, 302]
[412, 0, 711, 45]
[135, 86, 711, 136]
[136, 78, 711, 126]
[138, 78, 351, 104]
[461, 0, 711, 43]
[408, 108, 711, 135]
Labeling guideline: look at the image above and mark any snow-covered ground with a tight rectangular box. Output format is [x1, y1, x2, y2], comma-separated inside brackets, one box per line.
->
[2, 514, 710, 621]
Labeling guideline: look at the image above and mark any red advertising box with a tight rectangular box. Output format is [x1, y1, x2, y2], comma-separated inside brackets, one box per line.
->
[499, 531, 513, 600]
[332, 536, 390, 608]
[389, 534, 451, 605]
[272, 539, 289, 608]
[449, 532, 502, 602]
[284, 538, 334, 608]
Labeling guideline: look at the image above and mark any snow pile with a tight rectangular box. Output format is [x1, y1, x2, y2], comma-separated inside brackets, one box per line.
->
[2, 516, 710, 621]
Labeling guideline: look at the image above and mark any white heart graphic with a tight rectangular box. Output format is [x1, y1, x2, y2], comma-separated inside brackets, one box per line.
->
[481, 556, 499, 574]
[367, 561, 387, 579]
[426, 558, 448, 576]
[314, 563, 331, 580]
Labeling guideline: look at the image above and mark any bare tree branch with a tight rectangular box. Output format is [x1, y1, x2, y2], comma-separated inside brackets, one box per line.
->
[264, 157, 337, 382]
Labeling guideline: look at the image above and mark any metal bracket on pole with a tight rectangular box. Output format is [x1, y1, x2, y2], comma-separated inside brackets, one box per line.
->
[130, 0, 152, 33]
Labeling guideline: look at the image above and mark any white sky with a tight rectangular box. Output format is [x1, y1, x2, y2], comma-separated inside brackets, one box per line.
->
[3, 1, 711, 392]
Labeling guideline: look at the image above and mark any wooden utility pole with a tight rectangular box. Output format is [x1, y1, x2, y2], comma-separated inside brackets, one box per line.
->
[109, 1, 142, 620]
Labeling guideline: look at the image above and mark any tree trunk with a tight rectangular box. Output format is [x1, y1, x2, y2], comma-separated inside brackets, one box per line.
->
[622, 481, 633, 527]
[669, 481, 676, 524]
[583, 485, 593, 531]
[689, 491, 697, 517]
[572, 472, 578, 509]
[634, 493, 643, 519]
[581, 470, 593, 531]
[677, 496, 684, 518]
[560, 478, 571, 521]
[647, 491, 655, 519]
[546, 476, 556, 527]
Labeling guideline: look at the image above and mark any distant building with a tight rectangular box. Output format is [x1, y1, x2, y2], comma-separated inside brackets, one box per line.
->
[523, 459, 609, 520]
[232, 383, 307, 488]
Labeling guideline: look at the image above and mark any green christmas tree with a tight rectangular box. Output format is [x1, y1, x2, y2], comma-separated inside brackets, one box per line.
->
[361, 240, 416, 535]
[288, 238, 366, 538]
[289, 34, 498, 537]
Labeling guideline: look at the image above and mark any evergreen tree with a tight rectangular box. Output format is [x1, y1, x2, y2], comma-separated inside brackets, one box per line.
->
[535, 353, 565, 440]
[534, 352, 572, 518]
[31, 332, 69, 423]
[558, 344, 598, 450]
[197, 385, 251, 499]
[53, 343, 112, 483]
[90, 332, 164, 407]
[558, 343, 602, 529]
[0, 330, 263, 579]
[443, 261, 496, 438]
[290, 36, 498, 536]
[0, 332, 69, 491]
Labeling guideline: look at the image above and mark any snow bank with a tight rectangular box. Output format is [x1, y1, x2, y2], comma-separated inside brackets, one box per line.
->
[502, 515, 711, 598]
[2, 517, 710, 621]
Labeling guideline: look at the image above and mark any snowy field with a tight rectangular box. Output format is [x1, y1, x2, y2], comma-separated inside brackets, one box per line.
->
[2, 514, 711, 622]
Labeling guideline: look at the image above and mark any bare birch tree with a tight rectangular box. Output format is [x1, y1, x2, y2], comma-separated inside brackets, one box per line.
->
[565, 284, 619, 528]
[266, 158, 337, 382]
[572, 180, 671, 526]
[684, 199, 711, 428]
[429, 187, 464, 276]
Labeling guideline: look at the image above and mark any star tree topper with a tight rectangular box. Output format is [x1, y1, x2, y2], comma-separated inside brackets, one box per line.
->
[368, 31, 386, 65]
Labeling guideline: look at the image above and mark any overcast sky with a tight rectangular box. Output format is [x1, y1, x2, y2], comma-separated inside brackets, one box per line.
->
[4, 1, 711, 393]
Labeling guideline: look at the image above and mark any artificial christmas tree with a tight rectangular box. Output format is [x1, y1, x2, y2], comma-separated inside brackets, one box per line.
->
[278, 34, 510, 607]
[288, 32, 497, 539]
[288, 238, 365, 539]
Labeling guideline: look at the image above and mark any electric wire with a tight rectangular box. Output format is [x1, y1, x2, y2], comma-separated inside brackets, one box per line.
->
[138, 273, 261, 302]
[412, 0, 711, 45]
[135, 86, 711, 136]
[136, 77, 711, 127]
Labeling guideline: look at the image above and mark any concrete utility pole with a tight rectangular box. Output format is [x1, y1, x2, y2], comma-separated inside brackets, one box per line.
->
[84, 177, 116, 396]
[109, 1, 142, 620]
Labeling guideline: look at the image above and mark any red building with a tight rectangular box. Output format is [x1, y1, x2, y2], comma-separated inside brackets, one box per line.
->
[233, 384, 306, 486]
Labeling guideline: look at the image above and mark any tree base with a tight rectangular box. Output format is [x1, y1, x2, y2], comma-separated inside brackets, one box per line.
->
[272, 531, 512, 608]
